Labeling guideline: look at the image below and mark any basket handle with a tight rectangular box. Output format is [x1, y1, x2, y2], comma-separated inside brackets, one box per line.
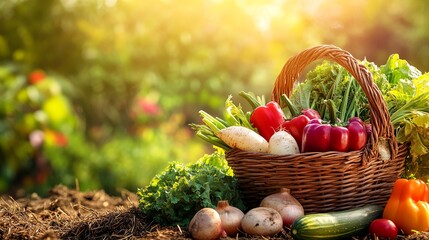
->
[271, 45, 398, 164]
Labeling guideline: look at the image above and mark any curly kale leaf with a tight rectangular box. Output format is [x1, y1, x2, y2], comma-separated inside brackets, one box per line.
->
[137, 150, 245, 227]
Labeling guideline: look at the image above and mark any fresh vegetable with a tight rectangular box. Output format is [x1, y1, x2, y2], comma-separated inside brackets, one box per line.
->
[301, 118, 348, 152]
[369, 219, 398, 239]
[281, 93, 321, 120]
[383, 178, 429, 235]
[281, 115, 311, 149]
[280, 94, 320, 149]
[268, 130, 299, 155]
[291, 205, 383, 240]
[215, 200, 244, 237]
[302, 108, 322, 120]
[241, 207, 283, 236]
[189, 208, 224, 240]
[259, 188, 304, 226]
[288, 61, 360, 122]
[301, 119, 367, 152]
[249, 101, 285, 141]
[216, 126, 268, 153]
[137, 151, 245, 227]
[370, 57, 429, 162]
[190, 95, 256, 150]
[239, 91, 266, 109]
[347, 117, 368, 151]
[391, 92, 429, 161]
[301, 100, 367, 152]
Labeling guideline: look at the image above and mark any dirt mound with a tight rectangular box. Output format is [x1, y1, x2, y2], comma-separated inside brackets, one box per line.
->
[0, 185, 188, 239]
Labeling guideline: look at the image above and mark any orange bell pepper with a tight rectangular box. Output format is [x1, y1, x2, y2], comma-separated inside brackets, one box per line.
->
[383, 178, 429, 235]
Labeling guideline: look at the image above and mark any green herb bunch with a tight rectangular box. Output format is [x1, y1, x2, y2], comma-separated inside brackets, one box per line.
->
[137, 150, 245, 227]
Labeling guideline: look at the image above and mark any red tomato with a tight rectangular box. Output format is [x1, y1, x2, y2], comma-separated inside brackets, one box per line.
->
[369, 219, 398, 239]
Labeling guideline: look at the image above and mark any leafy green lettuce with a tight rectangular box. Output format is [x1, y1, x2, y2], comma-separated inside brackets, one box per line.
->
[382, 56, 429, 163]
[397, 111, 429, 159]
[137, 150, 245, 227]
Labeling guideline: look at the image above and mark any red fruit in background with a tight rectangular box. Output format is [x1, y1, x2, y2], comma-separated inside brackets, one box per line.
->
[28, 70, 45, 84]
[369, 219, 398, 239]
[138, 98, 161, 116]
[54, 132, 68, 147]
[44, 130, 68, 147]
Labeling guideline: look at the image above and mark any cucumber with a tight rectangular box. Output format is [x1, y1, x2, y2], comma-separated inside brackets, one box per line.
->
[290, 205, 383, 240]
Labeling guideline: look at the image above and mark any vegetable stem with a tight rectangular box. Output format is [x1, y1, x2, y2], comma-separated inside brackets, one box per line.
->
[390, 93, 429, 125]
[340, 76, 353, 122]
[280, 94, 300, 117]
[199, 110, 227, 134]
[325, 99, 338, 125]
[321, 67, 344, 119]
[239, 91, 263, 109]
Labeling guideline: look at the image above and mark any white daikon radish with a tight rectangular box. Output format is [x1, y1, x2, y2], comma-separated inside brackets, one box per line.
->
[216, 126, 268, 153]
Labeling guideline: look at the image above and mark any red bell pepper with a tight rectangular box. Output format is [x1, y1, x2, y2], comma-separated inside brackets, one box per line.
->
[301, 108, 321, 120]
[301, 118, 350, 152]
[348, 117, 368, 151]
[282, 113, 321, 149]
[280, 94, 321, 148]
[282, 115, 311, 149]
[301, 100, 367, 152]
[250, 101, 285, 141]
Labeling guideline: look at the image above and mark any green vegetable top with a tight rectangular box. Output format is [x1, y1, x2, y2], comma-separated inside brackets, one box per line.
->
[137, 149, 245, 227]
[289, 54, 429, 168]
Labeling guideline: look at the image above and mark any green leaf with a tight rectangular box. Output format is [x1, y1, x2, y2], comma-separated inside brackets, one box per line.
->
[137, 150, 245, 227]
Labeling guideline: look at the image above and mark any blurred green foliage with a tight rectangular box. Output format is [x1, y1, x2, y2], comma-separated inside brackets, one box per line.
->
[0, 0, 428, 195]
[0, 65, 77, 194]
[0, 64, 205, 196]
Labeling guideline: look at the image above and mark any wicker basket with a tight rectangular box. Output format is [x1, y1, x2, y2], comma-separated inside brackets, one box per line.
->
[226, 45, 407, 213]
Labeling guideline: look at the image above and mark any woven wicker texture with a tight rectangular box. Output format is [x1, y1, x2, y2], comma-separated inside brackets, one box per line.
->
[226, 45, 407, 213]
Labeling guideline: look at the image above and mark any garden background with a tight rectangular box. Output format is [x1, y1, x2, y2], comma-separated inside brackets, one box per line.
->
[1, 0, 428, 197]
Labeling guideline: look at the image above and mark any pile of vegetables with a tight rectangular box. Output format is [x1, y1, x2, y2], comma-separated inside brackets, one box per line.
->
[192, 54, 429, 176]
[187, 188, 403, 240]
[185, 54, 429, 238]
[191, 90, 369, 156]
[288, 54, 429, 171]
[189, 188, 304, 239]
[138, 53, 429, 239]
[186, 178, 429, 239]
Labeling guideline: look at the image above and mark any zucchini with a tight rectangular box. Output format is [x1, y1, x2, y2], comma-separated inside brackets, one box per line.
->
[290, 205, 383, 240]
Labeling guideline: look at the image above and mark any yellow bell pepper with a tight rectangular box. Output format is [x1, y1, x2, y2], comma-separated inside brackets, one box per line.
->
[383, 178, 429, 235]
